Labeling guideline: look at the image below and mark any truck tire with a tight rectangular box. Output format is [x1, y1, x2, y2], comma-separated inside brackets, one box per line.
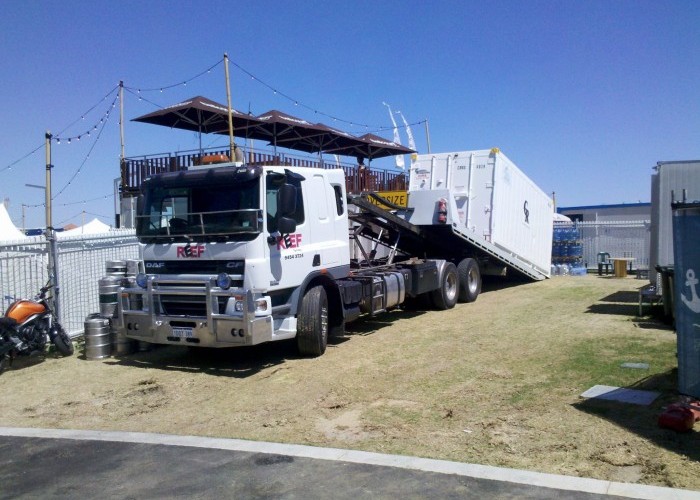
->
[430, 262, 458, 310]
[457, 258, 481, 303]
[297, 285, 328, 357]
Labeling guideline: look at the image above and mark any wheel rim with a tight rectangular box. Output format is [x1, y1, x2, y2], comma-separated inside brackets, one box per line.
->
[468, 267, 479, 294]
[446, 270, 458, 301]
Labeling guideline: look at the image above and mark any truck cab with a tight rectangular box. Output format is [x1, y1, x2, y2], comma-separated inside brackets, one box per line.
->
[119, 163, 349, 351]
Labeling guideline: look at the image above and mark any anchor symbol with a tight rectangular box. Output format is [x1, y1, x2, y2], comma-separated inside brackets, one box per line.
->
[681, 268, 700, 314]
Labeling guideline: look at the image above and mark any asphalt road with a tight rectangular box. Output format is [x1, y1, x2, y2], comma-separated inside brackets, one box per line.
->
[0, 428, 696, 499]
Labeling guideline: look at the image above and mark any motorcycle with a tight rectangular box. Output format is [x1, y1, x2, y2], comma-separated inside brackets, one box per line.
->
[0, 282, 74, 372]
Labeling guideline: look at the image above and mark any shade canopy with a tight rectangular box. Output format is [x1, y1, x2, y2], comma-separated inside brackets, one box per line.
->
[250, 109, 327, 153]
[344, 133, 415, 161]
[132, 96, 264, 152]
[133, 96, 415, 160]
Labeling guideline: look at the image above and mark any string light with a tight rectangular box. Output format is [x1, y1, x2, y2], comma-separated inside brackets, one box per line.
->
[1, 84, 118, 175]
[54, 95, 118, 144]
[25, 193, 113, 209]
[124, 58, 222, 94]
[52, 101, 114, 201]
[56, 209, 112, 227]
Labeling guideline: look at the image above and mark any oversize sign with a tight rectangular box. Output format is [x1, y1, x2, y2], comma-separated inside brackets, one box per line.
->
[368, 191, 408, 210]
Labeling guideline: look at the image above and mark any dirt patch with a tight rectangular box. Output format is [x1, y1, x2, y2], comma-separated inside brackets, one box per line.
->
[1, 275, 698, 491]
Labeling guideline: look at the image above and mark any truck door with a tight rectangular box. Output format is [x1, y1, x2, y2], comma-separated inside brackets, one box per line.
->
[265, 172, 310, 288]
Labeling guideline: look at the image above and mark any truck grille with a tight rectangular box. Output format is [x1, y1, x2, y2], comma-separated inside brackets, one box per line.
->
[153, 281, 229, 317]
[159, 295, 207, 317]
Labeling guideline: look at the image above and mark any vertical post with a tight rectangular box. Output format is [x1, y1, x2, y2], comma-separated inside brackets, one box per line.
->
[424, 119, 432, 154]
[45, 131, 52, 230]
[224, 53, 235, 159]
[118, 81, 125, 228]
[119, 81, 125, 162]
[45, 131, 60, 320]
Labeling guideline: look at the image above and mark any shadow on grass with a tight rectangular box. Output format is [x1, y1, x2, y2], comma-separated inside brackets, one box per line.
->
[573, 369, 700, 461]
[599, 291, 639, 303]
[97, 309, 427, 376]
[101, 340, 301, 378]
[586, 303, 640, 316]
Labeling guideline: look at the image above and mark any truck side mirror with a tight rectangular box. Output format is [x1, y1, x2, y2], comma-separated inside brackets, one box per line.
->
[136, 194, 144, 215]
[277, 184, 296, 215]
[278, 216, 297, 235]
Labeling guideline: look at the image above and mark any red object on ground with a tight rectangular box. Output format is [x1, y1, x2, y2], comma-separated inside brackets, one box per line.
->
[687, 401, 700, 422]
[658, 405, 696, 432]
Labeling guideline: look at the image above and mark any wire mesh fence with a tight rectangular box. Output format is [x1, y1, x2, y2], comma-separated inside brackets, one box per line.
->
[554, 220, 651, 272]
[0, 230, 139, 336]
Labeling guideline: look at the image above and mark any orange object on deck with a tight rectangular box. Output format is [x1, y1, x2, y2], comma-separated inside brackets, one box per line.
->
[201, 154, 230, 165]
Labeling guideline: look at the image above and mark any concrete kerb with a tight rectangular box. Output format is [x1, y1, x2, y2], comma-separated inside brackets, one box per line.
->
[0, 427, 697, 500]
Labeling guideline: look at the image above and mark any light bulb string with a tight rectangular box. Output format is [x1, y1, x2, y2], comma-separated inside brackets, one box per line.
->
[56, 210, 111, 227]
[54, 93, 119, 144]
[123, 59, 223, 93]
[25, 192, 113, 209]
[51, 103, 114, 201]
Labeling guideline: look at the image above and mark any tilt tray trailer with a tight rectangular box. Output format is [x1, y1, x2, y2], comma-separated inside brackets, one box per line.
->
[117, 151, 551, 357]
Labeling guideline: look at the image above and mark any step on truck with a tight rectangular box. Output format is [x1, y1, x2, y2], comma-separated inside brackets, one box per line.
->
[118, 148, 552, 356]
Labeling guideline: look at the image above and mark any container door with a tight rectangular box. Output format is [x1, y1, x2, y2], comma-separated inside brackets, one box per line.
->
[465, 152, 495, 240]
[450, 154, 471, 227]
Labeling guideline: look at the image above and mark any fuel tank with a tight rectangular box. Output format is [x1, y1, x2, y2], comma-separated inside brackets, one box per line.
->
[5, 300, 46, 324]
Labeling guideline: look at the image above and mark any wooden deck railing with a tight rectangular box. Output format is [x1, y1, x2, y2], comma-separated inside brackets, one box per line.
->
[121, 146, 407, 196]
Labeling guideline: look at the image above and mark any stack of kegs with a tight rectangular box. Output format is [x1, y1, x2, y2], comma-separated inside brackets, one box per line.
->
[84, 259, 145, 359]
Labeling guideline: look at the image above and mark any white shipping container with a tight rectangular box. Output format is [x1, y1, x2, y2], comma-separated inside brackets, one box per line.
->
[408, 149, 553, 278]
[649, 160, 700, 284]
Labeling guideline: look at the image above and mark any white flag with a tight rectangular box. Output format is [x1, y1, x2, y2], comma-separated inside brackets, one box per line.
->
[396, 110, 417, 168]
[396, 110, 416, 152]
[383, 102, 405, 170]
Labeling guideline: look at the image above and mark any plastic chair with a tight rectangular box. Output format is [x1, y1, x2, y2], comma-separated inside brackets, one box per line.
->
[597, 252, 611, 275]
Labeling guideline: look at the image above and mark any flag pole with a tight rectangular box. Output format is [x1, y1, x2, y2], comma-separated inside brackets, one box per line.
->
[224, 53, 235, 160]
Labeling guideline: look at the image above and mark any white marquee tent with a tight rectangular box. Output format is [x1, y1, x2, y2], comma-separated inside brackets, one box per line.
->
[0, 203, 26, 241]
[57, 218, 112, 238]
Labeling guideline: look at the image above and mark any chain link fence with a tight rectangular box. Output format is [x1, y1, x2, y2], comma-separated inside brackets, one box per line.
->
[0, 230, 139, 336]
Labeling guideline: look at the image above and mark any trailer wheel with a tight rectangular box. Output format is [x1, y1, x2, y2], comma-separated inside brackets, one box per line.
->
[297, 285, 328, 357]
[457, 258, 481, 303]
[430, 262, 458, 310]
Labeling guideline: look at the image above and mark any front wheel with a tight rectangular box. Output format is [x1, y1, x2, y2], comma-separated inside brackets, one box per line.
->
[52, 324, 74, 356]
[0, 353, 10, 374]
[296, 286, 328, 357]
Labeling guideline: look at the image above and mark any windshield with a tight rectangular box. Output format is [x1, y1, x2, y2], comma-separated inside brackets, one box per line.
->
[136, 179, 262, 241]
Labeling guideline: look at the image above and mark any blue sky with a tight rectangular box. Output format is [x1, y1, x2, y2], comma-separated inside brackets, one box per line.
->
[1, 0, 698, 229]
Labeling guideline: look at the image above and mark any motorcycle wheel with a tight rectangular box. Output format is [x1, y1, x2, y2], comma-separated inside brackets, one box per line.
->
[52, 324, 74, 356]
[0, 353, 10, 374]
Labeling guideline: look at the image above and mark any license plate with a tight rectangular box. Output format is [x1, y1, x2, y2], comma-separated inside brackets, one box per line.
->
[172, 327, 194, 338]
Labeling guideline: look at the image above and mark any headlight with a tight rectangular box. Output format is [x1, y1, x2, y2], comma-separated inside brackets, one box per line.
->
[135, 273, 148, 288]
[216, 273, 232, 290]
[255, 298, 269, 313]
[234, 300, 244, 312]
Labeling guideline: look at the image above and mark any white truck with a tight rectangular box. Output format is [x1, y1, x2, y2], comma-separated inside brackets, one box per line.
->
[117, 148, 552, 356]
